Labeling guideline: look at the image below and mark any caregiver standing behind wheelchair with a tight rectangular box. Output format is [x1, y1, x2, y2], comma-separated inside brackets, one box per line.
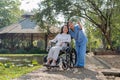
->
[44, 25, 71, 66]
[67, 20, 88, 68]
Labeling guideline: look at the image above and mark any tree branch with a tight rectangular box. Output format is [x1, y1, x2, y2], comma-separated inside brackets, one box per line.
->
[87, 0, 107, 21]
[81, 12, 100, 27]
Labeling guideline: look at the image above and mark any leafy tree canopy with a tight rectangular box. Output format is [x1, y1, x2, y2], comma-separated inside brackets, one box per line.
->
[0, 0, 23, 28]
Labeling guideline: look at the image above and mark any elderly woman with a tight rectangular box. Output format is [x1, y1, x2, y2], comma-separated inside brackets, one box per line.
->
[45, 25, 71, 66]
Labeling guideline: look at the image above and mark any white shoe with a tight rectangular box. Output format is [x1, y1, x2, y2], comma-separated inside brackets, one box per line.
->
[51, 62, 56, 66]
[44, 62, 50, 66]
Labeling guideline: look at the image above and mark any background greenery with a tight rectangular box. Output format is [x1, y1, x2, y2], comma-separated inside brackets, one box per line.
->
[0, 54, 44, 80]
[34, 0, 120, 51]
[0, 0, 23, 28]
[1, 0, 120, 52]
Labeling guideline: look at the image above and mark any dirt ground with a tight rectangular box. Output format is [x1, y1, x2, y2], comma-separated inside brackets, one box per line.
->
[96, 55, 120, 69]
[12, 55, 103, 80]
[12, 54, 120, 80]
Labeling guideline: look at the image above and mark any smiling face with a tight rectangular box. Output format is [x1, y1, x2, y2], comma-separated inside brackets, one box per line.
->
[68, 21, 74, 30]
[63, 25, 68, 34]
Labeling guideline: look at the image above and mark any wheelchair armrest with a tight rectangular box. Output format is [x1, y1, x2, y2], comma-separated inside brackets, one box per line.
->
[50, 42, 56, 46]
[64, 42, 70, 47]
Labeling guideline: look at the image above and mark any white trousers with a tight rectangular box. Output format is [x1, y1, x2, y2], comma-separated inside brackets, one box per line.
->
[47, 46, 62, 60]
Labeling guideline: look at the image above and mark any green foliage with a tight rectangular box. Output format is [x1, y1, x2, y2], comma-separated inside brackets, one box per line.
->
[0, 48, 9, 54]
[28, 48, 47, 54]
[0, 48, 47, 54]
[85, 21, 102, 51]
[13, 49, 27, 54]
[32, 59, 38, 66]
[111, 25, 120, 48]
[35, 0, 120, 50]
[0, 65, 41, 80]
[0, 0, 23, 28]
[0, 62, 4, 66]
[33, 40, 45, 50]
[0, 54, 42, 79]
[4, 62, 15, 68]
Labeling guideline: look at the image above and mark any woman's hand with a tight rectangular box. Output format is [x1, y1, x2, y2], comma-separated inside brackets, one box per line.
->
[48, 41, 51, 46]
[60, 42, 64, 46]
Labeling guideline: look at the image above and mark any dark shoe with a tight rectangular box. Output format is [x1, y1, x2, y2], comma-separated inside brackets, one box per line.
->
[77, 66, 84, 68]
[73, 66, 84, 68]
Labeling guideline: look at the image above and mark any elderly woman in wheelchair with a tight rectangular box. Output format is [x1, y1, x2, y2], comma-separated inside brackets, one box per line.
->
[43, 25, 76, 70]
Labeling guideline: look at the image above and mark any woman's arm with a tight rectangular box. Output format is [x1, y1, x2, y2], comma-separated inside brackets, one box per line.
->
[63, 35, 71, 43]
[60, 35, 71, 46]
[49, 34, 59, 43]
[78, 21, 83, 30]
[67, 35, 71, 43]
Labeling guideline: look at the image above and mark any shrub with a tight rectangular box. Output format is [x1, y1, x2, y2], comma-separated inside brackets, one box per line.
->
[0, 62, 4, 66]
[28, 48, 47, 54]
[13, 49, 27, 54]
[31, 59, 38, 66]
[4, 62, 15, 68]
[0, 48, 9, 54]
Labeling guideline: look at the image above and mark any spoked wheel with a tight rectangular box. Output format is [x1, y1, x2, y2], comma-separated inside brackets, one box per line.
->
[43, 56, 47, 63]
[62, 60, 68, 70]
[70, 48, 76, 67]
[66, 51, 71, 67]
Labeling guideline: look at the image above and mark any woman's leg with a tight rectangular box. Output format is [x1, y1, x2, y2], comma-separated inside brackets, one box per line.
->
[46, 47, 55, 64]
[51, 46, 62, 66]
[53, 46, 61, 60]
[77, 42, 87, 67]
[75, 43, 80, 66]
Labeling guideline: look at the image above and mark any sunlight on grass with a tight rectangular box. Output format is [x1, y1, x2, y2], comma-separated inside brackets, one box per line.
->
[0, 54, 45, 80]
[0, 54, 46, 57]
[0, 65, 42, 80]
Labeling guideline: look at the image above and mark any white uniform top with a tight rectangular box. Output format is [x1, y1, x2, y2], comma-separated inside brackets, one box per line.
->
[50, 33, 71, 47]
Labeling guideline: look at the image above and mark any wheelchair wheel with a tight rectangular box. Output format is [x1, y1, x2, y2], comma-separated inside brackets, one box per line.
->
[62, 60, 68, 70]
[43, 56, 47, 63]
[66, 51, 71, 67]
[70, 48, 76, 67]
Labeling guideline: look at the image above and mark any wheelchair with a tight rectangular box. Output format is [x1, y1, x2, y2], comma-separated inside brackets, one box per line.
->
[43, 42, 76, 70]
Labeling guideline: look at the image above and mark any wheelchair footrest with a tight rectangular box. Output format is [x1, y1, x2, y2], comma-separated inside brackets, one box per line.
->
[43, 64, 59, 67]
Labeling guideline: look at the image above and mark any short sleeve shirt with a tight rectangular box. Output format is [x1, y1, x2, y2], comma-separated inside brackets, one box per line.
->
[69, 25, 87, 43]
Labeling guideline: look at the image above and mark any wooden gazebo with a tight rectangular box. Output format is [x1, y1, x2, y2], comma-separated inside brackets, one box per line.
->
[0, 13, 60, 51]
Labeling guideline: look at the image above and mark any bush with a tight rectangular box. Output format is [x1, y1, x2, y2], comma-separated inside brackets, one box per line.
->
[28, 48, 47, 54]
[13, 49, 27, 54]
[0, 48, 9, 54]
[0, 62, 4, 66]
[31, 59, 38, 66]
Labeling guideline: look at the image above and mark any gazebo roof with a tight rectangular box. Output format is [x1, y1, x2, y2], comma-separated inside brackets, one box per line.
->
[0, 18, 60, 34]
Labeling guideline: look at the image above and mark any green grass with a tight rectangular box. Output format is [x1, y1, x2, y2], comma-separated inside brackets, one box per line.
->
[0, 54, 46, 80]
[0, 54, 46, 57]
[0, 65, 42, 80]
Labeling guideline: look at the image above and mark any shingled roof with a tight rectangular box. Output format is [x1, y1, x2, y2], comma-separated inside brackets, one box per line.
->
[0, 18, 60, 34]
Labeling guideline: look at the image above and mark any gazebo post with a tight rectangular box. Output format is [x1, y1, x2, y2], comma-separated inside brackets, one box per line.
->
[31, 33, 33, 48]
[44, 33, 48, 50]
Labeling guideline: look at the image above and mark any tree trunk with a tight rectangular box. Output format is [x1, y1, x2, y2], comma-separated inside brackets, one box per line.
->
[102, 36, 107, 49]
[101, 28, 113, 50]
[104, 33, 114, 50]
[100, 25, 114, 50]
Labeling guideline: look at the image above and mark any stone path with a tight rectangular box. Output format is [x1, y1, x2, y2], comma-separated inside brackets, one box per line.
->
[12, 54, 112, 80]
